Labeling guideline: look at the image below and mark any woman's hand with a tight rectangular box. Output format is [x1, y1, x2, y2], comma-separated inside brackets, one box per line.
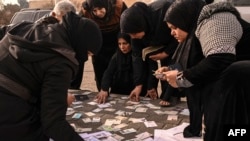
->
[163, 70, 179, 88]
[67, 93, 75, 106]
[95, 90, 108, 104]
[129, 85, 142, 102]
[145, 88, 158, 100]
[155, 66, 169, 74]
[154, 66, 169, 80]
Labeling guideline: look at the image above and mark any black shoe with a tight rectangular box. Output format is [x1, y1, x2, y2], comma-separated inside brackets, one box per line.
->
[183, 125, 201, 138]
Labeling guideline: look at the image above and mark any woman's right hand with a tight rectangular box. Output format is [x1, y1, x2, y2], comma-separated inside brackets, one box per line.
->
[155, 66, 169, 74]
[129, 85, 142, 102]
[95, 90, 108, 104]
[154, 66, 169, 79]
[67, 93, 76, 106]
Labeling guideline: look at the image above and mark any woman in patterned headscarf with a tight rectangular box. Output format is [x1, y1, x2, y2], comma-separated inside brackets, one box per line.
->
[158, 0, 250, 140]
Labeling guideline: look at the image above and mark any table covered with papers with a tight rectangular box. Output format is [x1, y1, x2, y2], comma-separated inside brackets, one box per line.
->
[66, 90, 202, 141]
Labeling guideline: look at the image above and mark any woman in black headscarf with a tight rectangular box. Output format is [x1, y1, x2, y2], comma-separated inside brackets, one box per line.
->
[80, 0, 127, 91]
[158, 0, 250, 140]
[163, 0, 206, 138]
[0, 12, 102, 141]
[120, 0, 179, 103]
[95, 32, 137, 103]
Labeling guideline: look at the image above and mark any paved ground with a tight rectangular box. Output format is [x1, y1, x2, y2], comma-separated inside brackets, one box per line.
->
[77, 57, 197, 140]
[67, 91, 192, 140]
[80, 56, 98, 92]
[78, 57, 203, 139]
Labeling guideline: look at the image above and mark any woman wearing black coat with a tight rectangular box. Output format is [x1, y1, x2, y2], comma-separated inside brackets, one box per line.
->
[0, 12, 102, 141]
[80, 0, 127, 91]
[120, 0, 179, 102]
[95, 33, 143, 103]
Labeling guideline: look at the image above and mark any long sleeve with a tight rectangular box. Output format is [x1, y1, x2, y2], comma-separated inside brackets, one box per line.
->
[101, 54, 118, 91]
[183, 12, 243, 85]
[41, 62, 83, 141]
[131, 39, 146, 86]
[183, 54, 235, 85]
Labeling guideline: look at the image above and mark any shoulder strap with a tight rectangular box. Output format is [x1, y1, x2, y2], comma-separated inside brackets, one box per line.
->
[0, 73, 31, 101]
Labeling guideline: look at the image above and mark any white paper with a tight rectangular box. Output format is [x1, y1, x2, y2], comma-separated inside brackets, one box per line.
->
[154, 123, 202, 141]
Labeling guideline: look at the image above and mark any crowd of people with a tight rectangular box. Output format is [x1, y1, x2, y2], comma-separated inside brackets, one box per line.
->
[0, 0, 249, 141]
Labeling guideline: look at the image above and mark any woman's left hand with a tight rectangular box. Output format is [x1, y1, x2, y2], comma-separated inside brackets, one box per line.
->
[145, 88, 158, 100]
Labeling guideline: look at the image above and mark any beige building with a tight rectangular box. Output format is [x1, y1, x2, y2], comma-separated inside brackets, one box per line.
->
[28, 0, 55, 8]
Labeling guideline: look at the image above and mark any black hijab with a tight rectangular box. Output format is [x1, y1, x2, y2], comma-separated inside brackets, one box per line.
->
[62, 12, 102, 62]
[164, 0, 205, 33]
[117, 32, 131, 44]
[120, 2, 149, 34]
[164, 0, 205, 69]
[83, 0, 109, 10]
[82, 0, 116, 22]
[116, 32, 132, 80]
